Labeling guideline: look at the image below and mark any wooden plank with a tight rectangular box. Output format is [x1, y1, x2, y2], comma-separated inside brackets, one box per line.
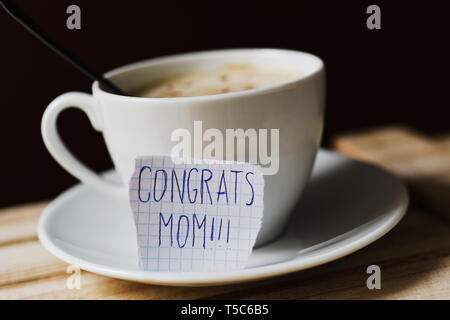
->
[436, 135, 450, 150]
[0, 202, 47, 246]
[0, 210, 447, 299]
[0, 241, 67, 287]
[334, 127, 450, 222]
[334, 126, 450, 177]
[0, 272, 237, 300]
[0, 272, 142, 300]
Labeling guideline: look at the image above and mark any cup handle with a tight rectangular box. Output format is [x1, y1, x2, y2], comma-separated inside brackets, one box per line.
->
[41, 92, 125, 197]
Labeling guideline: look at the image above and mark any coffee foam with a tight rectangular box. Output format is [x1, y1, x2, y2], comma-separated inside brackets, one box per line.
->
[137, 64, 299, 98]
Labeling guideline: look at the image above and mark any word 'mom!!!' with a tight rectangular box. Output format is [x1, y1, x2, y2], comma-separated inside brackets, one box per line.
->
[159, 213, 230, 249]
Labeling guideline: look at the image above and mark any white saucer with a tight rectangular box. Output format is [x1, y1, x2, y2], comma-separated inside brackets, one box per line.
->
[38, 150, 408, 286]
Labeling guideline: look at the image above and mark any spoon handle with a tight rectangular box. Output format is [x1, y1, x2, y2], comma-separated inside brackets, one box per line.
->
[1, 0, 126, 95]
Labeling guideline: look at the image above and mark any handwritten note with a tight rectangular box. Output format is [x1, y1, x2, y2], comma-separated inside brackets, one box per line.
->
[129, 156, 264, 272]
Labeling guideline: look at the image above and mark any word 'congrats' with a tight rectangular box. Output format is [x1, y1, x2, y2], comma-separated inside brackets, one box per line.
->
[129, 156, 264, 272]
[137, 165, 256, 206]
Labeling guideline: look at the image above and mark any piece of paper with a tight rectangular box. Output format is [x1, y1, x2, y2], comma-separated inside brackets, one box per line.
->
[129, 156, 264, 272]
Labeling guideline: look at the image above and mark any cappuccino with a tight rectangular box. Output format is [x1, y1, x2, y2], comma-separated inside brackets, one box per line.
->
[137, 64, 299, 98]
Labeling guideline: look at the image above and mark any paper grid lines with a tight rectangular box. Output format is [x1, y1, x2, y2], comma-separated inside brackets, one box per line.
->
[129, 156, 264, 272]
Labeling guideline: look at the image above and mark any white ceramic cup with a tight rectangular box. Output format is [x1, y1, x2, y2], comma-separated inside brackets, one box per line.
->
[41, 49, 325, 246]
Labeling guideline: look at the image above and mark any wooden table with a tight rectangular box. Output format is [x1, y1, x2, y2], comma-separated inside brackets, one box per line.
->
[1, 127, 449, 299]
[0, 201, 448, 299]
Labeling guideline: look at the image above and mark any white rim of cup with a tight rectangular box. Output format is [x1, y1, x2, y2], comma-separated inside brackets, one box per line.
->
[92, 48, 325, 104]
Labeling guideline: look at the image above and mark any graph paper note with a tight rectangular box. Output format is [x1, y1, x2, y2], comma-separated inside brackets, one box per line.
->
[129, 156, 264, 272]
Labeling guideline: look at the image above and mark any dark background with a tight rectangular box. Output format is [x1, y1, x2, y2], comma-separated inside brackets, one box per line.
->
[1, 0, 449, 207]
